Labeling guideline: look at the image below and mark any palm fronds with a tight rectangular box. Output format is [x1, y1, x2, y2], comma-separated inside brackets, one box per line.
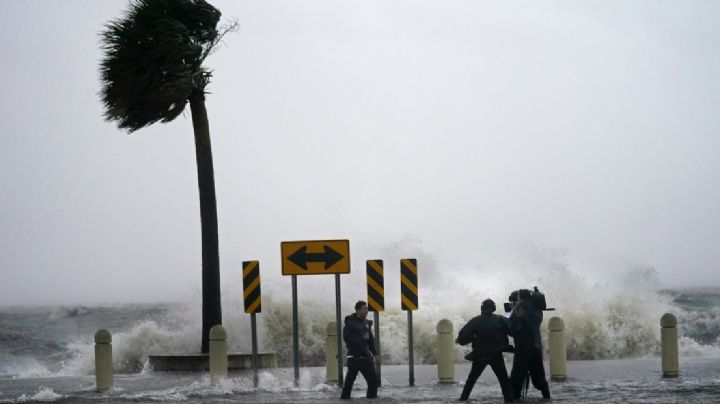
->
[99, 0, 223, 132]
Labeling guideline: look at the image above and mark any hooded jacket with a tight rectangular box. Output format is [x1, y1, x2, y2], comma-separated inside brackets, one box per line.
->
[343, 313, 377, 357]
[457, 312, 512, 360]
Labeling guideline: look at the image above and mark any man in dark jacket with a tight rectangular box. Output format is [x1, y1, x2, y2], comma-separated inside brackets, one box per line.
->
[509, 289, 551, 400]
[456, 299, 514, 402]
[340, 300, 378, 399]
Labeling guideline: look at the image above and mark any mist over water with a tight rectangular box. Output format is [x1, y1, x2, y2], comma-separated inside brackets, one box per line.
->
[2, 244, 718, 379]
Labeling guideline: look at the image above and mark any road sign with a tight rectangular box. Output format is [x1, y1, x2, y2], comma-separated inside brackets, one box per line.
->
[281, 240, 350, 275]
[282, 240, 348, 387]
[243, 260, 261, 313]
[366, 259, 384, 385]
[400, 258, 418, 386]
[242, 260, 261, 387]
[366, 260, 384, 312]
[400, 258, 418, 311]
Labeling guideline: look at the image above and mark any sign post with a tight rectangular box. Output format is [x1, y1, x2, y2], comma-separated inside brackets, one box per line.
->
[334, 273, 343, 387]
[366, 259, 384, 385]
[400, 258, 418, 386]
[242, 260, 262, 388]
[292, 275, 299, 387]
[281, 240, 350, 387]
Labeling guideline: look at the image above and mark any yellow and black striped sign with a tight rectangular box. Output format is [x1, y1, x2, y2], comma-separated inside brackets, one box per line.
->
[366, 260, 384, 312]
[243, 260, 261, 314]
[400, 258, 418, 311]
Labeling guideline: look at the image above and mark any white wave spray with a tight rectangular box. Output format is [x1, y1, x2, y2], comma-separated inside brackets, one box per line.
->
[4, 244, 718, 378]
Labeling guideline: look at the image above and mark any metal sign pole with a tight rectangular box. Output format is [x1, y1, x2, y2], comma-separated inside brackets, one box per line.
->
[366, 259, 384, 387]
[280, 240, 351, 389]
[408, 310, 414, 386]
[335, 273, 344, 387]
[251, 312, 259, 388]
[242, 260, 262, 388]
[292, 275, 300, 387]
[400, 258, 417, 387]
[374, 310, 381, 386]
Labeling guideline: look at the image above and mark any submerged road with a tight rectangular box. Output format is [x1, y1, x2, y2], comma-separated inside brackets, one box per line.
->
[1, 357, 719, 403]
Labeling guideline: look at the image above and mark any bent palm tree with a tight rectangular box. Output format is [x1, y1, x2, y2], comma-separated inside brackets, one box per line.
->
[99, 0, 234, 353]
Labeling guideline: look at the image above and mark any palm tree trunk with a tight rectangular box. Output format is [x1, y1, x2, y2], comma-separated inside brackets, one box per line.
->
[189, 88, 222, 354]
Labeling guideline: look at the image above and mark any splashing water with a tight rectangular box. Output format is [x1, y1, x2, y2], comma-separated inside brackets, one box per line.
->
[1, 247, 719, 378]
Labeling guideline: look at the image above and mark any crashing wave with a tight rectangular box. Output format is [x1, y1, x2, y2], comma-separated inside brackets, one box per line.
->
[2, 249, 719, 377]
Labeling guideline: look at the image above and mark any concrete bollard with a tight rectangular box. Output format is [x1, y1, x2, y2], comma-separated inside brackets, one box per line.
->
[209, 325, 228, 384]
[94, 329, 113, 392]
[548, 317, 567, 381]
[326, 321, 339, 383]
[436, 319, 455, 383]
[661, 313, 679, 378]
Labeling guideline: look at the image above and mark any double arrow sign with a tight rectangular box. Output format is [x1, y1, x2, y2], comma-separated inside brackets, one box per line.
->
[281, 240, 350, 275]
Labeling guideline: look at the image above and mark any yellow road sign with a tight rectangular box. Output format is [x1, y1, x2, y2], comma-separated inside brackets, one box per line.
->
[281, 240, 350, 275]
[366, 260, 384, 312]
[243, 260, 261, 314]
[401, 258, 418, 311]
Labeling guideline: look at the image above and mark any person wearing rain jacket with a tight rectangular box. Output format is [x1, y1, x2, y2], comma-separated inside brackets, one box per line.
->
[340, 300, 378, 399]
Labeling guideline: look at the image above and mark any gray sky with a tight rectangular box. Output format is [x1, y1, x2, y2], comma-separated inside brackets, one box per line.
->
[1, 1, 719, 306]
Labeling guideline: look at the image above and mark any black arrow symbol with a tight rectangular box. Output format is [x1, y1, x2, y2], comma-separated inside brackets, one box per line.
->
[288, 245, 344, 271]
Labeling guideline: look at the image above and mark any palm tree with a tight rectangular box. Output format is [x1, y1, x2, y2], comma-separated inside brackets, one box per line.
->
[99, 0, 235, 353]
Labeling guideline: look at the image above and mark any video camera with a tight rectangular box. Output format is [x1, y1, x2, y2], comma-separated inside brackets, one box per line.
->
[503, 286, 554, 313]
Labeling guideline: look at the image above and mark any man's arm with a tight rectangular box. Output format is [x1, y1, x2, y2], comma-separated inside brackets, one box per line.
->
[343, 322, 350, 345]
[456, 318, 476, 345]
[368, 327, 377, 356]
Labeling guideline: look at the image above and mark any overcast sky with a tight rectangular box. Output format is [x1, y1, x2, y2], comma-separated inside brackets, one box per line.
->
[1, 1, 719, 306]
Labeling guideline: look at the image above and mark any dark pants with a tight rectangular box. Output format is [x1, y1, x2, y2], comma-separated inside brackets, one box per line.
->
[510, 347, 550, 399]
[460, 352, 512, 401]
[340, 356, 378, 399]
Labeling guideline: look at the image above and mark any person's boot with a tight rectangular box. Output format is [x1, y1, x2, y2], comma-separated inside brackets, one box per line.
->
[540, 383, 551, 399]
[501, 382, 514, 402]
[340, 385, 351, 399]
[511, 385, 522, 401]
[459, 383, 473, 401]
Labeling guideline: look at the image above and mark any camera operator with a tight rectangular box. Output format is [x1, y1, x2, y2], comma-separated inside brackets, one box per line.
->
[508, 288, 551, 400]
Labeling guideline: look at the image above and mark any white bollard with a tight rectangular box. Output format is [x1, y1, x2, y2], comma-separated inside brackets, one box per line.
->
[94, 329, 113, 392]
[661, 313, 679, 378]
[436, 319, 455, 383]
[209, 325, 228, 384]
[548, 317, 567, 381]
[326, 321, 339, 383]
